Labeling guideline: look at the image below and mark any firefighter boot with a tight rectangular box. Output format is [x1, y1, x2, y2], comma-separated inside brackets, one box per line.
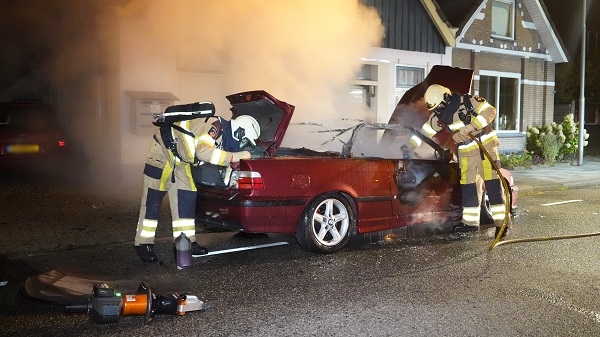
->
[494, 216, 512, 238]
[136, 244, 158, 262]
[191, 242, 209, 256]
[453, 222, 479, 233]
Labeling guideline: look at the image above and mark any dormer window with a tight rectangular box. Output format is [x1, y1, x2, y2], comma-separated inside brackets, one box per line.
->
[492, 0, 515, 39]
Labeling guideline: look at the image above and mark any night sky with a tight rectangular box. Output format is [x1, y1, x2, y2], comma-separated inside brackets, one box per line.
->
[544, 0, 599, 58]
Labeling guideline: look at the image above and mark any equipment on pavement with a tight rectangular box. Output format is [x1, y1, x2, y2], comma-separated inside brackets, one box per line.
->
[65, 282, 218, 325]
[175, 233, 192, 268]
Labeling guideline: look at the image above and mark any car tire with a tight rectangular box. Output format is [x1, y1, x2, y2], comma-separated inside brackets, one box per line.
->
[480, 190, 495, 225]
[480, 179, 512, 225]
[296, 192, 356, 254]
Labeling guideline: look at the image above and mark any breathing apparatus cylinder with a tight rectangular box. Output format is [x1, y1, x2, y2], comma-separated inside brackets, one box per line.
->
[175, 233, 192, 268]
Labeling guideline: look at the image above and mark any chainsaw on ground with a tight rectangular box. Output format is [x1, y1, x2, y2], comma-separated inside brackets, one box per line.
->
[64, 282, 219, 324]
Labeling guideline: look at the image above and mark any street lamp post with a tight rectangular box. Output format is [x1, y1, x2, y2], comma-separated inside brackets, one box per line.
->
[578, 0, 587, 166]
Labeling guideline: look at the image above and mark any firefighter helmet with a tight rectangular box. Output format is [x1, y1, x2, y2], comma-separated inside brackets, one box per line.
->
[424, 84, 452, 110]
[231, 115, 261, 147]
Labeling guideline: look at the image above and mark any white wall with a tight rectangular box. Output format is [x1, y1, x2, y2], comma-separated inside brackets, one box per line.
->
[119, 17, 177, 167]
[364, 47, 453, 122]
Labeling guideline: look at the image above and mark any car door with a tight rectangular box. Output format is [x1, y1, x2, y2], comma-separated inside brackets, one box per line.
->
[389, 139, 461, 222]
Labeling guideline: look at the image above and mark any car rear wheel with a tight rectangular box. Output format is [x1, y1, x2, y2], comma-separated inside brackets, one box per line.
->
[296, 192, 355, 254]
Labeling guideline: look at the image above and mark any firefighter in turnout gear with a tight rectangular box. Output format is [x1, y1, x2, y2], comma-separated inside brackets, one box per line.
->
[403, 84, 511, 237]
[134, 104, 261, 262]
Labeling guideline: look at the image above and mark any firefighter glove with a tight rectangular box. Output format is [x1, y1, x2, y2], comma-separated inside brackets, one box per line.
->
[451, 131, 470, 144]
[458, 124, 476, 137]
[231, 151, 251, 163]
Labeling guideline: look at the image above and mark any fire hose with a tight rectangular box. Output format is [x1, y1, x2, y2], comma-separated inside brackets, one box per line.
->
[468, 134, 600, 250]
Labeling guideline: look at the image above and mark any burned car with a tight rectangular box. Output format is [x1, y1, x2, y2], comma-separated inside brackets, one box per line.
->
[195, 89, 518, 254]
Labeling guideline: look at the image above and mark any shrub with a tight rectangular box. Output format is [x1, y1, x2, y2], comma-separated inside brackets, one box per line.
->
[539, 130, 562, 165]
[499, 151, 532, 169]
[525, 114, 589, 164]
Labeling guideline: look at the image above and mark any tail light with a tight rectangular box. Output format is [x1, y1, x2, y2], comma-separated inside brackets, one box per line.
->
[231, 171, 264, 190]
[58, 140, 66, 147]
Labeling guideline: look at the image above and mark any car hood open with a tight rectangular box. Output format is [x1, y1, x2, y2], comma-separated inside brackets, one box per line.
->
[385, 65, 475, 154]
[226, 90, 295, 158]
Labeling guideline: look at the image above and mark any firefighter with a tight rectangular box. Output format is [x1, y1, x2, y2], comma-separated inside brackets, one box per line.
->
[134, 111, 261, 262]
[402, 84, 511, 237]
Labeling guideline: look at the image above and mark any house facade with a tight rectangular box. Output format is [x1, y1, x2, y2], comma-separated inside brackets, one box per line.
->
[363, 0, 568, 152]
[435, 0, 568, 151]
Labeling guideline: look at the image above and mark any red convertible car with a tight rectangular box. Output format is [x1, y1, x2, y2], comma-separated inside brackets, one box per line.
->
[195, 88, 518, 254]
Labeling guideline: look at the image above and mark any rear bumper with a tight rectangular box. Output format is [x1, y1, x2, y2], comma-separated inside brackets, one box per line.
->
[196, 192, 308, 233]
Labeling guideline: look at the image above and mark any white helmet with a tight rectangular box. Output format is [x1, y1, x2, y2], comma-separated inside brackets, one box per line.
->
[231, 115, 260, 147]
[424, 84, 452, 110]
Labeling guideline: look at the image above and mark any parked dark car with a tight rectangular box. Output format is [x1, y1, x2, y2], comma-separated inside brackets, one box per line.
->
[195, 90, 518, 254]
[0, 101, 68, 171]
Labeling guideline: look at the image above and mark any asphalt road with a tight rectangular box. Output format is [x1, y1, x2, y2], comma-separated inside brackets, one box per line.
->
[1, 174, 600, 336]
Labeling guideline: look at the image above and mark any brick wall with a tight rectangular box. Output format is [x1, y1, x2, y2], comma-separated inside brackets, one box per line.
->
[450, 0, 557, 153]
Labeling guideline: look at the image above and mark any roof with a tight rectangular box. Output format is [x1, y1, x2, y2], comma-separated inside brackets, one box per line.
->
[424, 0, 568, 63]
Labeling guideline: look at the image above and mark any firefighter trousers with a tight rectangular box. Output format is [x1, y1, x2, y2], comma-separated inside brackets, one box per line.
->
[135, 140, 198, 246]
[458, 139, 508, 228]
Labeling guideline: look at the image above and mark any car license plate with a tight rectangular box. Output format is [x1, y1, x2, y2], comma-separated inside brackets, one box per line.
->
[6, 144, 40, 153]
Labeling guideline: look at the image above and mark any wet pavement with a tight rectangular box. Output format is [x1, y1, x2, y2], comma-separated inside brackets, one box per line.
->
[508, 155, 600, 194]
[1, 157, 600, 336]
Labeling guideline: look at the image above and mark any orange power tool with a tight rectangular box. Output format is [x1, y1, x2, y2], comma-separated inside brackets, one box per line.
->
[65, 282, 219, 324]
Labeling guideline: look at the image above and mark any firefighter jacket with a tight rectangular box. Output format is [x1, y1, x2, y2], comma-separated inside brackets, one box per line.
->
[153, 117, 238, 169]
[408, 93, 506, 228]
[409, 93, 500, 159]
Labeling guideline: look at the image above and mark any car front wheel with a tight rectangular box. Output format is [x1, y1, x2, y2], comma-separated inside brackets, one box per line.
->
[480, 180, 512, 225]
[480, 190, 494, 225]
[296, 192, 355, 254]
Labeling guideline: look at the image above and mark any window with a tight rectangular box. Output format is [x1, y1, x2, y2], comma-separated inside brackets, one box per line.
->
[479, 74, 520, 131]
[395, 66, 424, 103]
[491, 0, 514, 39]
[349, 85, 375, 108]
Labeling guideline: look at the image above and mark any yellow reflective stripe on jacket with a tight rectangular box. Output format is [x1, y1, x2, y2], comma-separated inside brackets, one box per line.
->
[209, 148, 228, 166]
[476, 101, 491, 114]
[471, 102, 491, 129]
[197, 133, 215, 147]
[472, 114, 488, 129]
[421, 123, 436, 138]
[457, 132, 497, 153]
[447, 120, 466, 131]
[409, 135, 422, 148]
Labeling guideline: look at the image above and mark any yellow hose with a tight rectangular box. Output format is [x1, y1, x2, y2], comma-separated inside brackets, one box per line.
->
[468, 134, 600, 250]
[466, 134, 511, 250]
[493, 232, 600, 247]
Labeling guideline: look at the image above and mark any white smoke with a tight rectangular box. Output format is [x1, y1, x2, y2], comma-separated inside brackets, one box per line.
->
[139, 0, 384, 148]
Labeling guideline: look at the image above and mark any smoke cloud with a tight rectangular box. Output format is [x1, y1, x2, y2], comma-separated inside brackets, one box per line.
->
[145, 0, 382, 96]
[138, 0, 384, 148]
[1, 0, 383, 195]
